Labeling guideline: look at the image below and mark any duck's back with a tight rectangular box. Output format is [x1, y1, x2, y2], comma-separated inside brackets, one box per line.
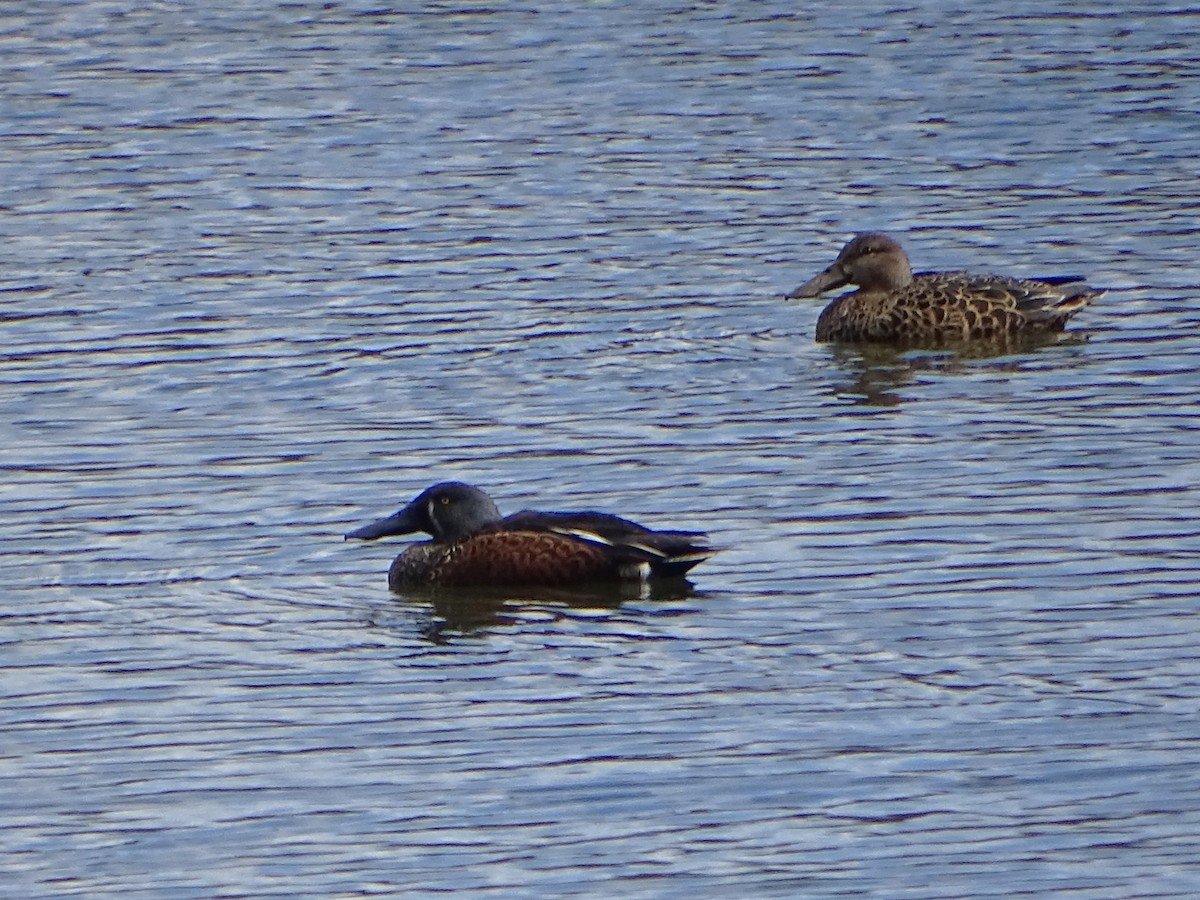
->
[815, 272, 1098, 343]
[502, 510, 710, 578]
[389, 530, 617, 590]
[387, 511, 710, 590]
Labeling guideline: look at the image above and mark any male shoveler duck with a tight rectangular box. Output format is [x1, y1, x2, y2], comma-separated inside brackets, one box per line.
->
[345, 481, 713, 590]
[787, 232, 1102, 344]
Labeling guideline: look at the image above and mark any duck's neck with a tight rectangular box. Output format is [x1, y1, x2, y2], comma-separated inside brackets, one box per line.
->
[874, 254, 913, 291]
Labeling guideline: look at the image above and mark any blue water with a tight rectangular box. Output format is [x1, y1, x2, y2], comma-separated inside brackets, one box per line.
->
[3, 1, 1200, 896]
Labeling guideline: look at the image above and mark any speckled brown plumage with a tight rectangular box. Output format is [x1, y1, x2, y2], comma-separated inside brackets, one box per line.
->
[347, 481, 712, 591]
[788, 233, 1102, 344]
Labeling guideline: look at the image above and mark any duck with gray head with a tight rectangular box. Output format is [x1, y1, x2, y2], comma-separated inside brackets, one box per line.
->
[345, 481, 714, 591]
[787, 232, 1102, 344]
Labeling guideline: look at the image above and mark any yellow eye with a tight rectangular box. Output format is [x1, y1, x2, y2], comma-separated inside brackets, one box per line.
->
[440, 496, 450, 505]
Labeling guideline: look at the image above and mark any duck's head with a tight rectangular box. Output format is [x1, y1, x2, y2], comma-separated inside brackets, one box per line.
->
[345, 481, 503, 543]
[787, 232, 913, 298]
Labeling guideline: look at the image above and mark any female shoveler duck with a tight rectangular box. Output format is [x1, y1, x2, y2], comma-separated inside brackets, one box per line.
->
[345, 481, 713, 591]
[787, 232, 1102, 344]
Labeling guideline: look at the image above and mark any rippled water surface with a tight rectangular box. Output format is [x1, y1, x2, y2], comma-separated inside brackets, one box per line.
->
[4, 1, 1200, 896]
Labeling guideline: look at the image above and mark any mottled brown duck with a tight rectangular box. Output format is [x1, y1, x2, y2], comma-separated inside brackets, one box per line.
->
[787, 233, 1102, 344]
[345, 481, 713, 591]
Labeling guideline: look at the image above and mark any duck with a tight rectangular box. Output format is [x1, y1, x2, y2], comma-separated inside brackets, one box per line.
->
[345, 481, 713, 590]
[787, 232, 1102, 343]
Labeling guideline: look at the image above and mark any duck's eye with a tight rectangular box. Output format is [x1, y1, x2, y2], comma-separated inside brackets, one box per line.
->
[439, 496, 450, 505]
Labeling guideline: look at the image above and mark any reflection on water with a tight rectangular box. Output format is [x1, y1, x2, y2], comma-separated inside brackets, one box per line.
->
[4, 1, 1200, 897]
[387, 580, 700, 643]
[825, 332, 1093, 407]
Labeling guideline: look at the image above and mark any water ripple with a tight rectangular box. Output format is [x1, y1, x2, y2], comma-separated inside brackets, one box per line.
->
[3, 1, 1200, 896]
